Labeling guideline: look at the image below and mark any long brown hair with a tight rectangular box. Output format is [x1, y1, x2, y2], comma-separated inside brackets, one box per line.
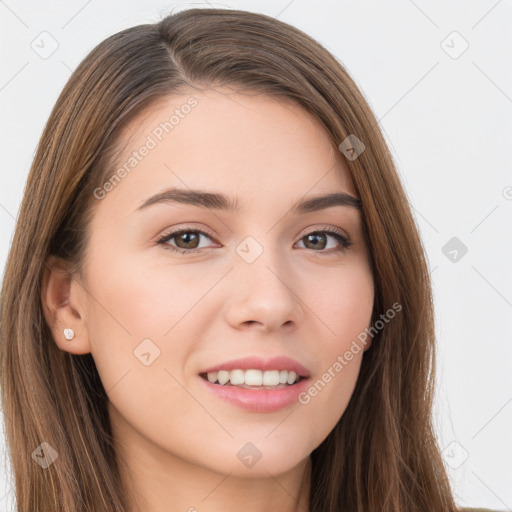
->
[0, 8, 458, 511]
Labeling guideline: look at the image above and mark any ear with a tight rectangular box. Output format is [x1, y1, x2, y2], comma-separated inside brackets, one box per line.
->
[41, 255, 92, 355]
[363, 335, 372, 352]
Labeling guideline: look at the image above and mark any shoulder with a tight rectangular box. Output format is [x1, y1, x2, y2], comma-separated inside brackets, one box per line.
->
[458, 508, 501, 512]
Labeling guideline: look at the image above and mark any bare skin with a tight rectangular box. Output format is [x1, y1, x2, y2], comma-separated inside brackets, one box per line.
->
[42, 88, 374, 512]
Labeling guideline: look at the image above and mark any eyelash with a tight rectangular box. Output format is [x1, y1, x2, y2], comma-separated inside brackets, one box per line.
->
[155, 225, 353, 256]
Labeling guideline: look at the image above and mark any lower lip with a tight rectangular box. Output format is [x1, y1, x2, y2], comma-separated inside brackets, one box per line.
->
[199, 376, 311, 413]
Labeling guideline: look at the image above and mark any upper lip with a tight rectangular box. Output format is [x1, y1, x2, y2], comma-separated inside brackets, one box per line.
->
[200, 356, 311, 378]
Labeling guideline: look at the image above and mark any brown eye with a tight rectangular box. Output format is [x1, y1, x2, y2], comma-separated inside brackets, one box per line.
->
[296, 229, 352, 254]
[156, 227, 352, 256]
[156, 228, 217, 254]
[302, 233, 328, 250]
[173, 231, 201, 249]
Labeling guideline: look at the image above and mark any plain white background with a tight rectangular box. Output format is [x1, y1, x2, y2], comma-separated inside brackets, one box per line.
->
[1, 1, 511, 510]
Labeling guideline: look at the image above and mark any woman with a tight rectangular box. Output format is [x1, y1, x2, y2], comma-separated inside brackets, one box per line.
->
[0, 7, 495, 512]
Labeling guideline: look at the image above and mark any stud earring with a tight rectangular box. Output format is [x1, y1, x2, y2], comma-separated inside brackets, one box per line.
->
[63, 328, 75, 341]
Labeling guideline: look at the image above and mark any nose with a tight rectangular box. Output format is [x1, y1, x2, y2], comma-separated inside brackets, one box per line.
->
[223, 246, 302, 333]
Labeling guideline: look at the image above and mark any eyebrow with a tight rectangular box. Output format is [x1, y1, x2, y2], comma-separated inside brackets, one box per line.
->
[135, 187, 362, 214]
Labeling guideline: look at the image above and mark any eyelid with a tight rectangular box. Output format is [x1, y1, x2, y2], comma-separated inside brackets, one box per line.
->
[297, 223, 350, 241]
[155, 223, 353, 254]
[155, 224, 220, 245]
[156, 223, 350, 241]
[155, 220, 213, 235]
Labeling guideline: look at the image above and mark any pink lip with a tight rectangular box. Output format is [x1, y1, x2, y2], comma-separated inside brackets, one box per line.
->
[199, 375, 311, 413]
[200, 355, 311, 378]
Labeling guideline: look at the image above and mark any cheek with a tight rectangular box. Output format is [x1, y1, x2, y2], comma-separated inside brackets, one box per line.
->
[83, 249, 225, 405]
[80, 242, 374, 476]
[298, 350, 363, 452]
[296, 262, 373, 431]
[306, 259, 374, 346]
[85, 250, 210, 341]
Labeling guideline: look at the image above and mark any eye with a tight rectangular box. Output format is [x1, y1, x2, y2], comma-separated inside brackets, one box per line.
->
[295, 227, 353, 255]
[156, 226, 353, 255]
[156, 227, 219, 254]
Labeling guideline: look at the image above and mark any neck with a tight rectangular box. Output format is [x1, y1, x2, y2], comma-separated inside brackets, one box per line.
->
[120, 449, 312, 512]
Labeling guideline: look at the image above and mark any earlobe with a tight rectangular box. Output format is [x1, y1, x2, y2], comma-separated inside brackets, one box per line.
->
[41, 255, 92, 355]
[63, 328, 75, 341]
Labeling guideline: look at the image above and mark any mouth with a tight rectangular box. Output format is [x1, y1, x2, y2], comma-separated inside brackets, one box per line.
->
[199, 355, 311, 386]
[198, 369, 312, 413]
[199, 370, 308, 390]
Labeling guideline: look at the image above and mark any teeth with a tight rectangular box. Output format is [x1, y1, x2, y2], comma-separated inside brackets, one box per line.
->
[263, 370, 279, 386]
[287, 371, 297, 385]
[217, 370, 230, 385]
[229, 369, 244, 385]
[204, 369, 301, 387]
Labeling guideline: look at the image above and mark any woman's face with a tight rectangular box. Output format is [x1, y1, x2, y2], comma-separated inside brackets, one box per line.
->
[75, 89, 374, 479]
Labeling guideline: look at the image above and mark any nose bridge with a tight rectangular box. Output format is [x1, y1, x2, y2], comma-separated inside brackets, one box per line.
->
[235, 231, 287, 285]
[224, 233, 300, 330]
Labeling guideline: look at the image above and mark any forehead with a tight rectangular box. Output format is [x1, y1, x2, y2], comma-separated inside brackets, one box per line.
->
[98, 88, 357, 214]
